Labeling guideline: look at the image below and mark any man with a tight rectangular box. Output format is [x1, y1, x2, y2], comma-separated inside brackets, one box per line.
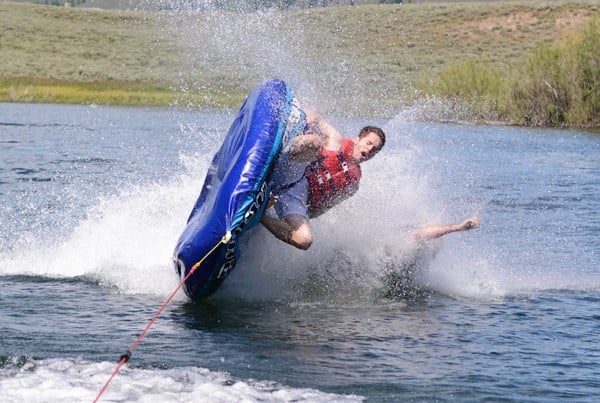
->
[261, 106, 386, 250]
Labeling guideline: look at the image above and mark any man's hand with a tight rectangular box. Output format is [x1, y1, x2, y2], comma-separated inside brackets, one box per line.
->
[287, 134, 321, 162]
[303, 105, 343, 150]
[266, 194, 278, 209]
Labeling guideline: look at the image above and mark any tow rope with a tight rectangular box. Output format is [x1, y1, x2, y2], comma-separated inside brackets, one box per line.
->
[93, 232, 232, 402]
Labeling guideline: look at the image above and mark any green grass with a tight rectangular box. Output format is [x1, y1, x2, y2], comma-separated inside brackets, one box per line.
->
[1, 1, 598, 126]
[424, 11, 600, 127]
[0, 78, 245, 107]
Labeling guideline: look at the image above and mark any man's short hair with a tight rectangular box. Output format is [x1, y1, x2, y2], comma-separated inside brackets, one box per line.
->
[358, 126, 386, 151]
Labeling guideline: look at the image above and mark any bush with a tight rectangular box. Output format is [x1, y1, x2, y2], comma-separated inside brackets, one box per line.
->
[425, 12, 600, 128]
[423, 58, 510, 122]
[575, 13, 600, 127]
[510, 43, 579, 126]
[510, 12, 600, 127]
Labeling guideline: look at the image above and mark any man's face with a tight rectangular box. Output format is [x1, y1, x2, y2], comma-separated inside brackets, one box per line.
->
[353, 132, 383, 163]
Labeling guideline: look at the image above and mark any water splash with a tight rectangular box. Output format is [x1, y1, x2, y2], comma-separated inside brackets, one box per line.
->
[0, 155, 209, 298]
[151, 4, 406, 117]
[0, 357, 361, 403]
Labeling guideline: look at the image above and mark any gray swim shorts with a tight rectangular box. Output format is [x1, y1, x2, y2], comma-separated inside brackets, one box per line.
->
[270, 158, 309, 219]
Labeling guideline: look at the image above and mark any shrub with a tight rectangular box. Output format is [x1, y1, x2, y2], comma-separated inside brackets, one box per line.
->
[425, 12, 600, 128]
[510, 13, 600, 127]
[509, 42, 579, 126]
[423, 58, 510, 122]
[575, 13, 600, 127]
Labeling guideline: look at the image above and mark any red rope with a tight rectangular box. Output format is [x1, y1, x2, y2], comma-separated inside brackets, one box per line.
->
[93, 357, 128, 403]
[93, 233, 229, 402]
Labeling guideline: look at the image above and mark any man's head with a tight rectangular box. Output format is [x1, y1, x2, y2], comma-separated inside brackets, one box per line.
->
[352, 126, 386, 163]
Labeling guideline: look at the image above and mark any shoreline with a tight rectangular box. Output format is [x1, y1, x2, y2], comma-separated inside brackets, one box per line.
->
[0, 79, 245, 109]
[3, 79, 599, 131]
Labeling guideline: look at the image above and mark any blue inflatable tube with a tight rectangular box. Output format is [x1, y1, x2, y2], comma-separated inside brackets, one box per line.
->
[173, 79, 305, 300]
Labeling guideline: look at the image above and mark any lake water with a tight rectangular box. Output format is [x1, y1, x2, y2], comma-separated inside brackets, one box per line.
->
[1, 102, 599, 402]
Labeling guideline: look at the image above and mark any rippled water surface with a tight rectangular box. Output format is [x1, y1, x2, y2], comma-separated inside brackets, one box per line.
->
[1, 102, 599, 402]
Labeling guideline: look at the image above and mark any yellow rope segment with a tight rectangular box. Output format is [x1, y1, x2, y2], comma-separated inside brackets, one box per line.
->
[189, 231, 231, 274]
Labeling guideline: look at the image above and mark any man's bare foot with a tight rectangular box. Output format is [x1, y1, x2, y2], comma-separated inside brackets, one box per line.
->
[459, 217, 480, 231]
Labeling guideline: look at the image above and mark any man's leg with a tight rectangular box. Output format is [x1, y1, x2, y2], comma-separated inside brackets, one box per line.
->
[410, 216, 480, 241]
[261, 213, 313, 250]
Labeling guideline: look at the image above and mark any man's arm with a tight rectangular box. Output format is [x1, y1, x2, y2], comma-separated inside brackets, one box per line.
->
[286, 133, 322, 162]
[304, 106, 343, 150]
[410, 216, 480, 241]
[286, 105, 343, 162]
[261, 213, 313, 250]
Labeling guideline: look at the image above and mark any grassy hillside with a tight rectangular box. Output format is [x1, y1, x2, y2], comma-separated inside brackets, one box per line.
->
[0, 1, 598, 120]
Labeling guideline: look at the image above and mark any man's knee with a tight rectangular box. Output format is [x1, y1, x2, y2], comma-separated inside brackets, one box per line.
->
[292, 226, 313, 250]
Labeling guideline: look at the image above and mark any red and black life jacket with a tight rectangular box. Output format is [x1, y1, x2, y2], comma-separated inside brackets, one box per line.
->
[306, 139, 361, 217]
